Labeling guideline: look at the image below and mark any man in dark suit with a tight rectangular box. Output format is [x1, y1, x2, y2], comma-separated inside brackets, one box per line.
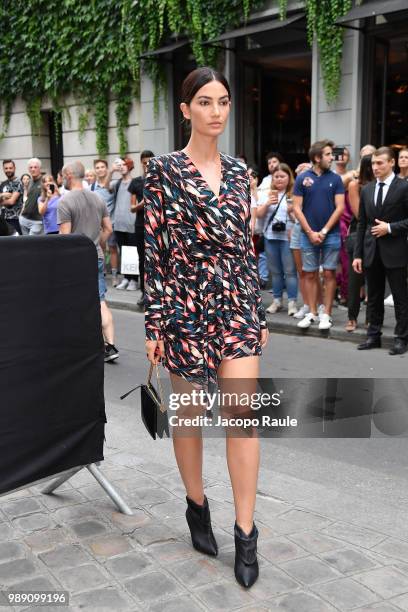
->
[353, 147, 408, 355]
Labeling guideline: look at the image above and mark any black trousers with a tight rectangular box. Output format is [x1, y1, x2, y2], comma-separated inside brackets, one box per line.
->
[346, 236, 365, 321]
[365, 246, 408, 340]
[115, 230, 138, 281]
[7, 218, 22, 235]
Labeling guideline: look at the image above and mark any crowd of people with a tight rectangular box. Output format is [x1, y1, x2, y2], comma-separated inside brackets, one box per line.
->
[2, 139, 408, 357]
[246, 141, 408, 352]
[0, 151, 155, 362]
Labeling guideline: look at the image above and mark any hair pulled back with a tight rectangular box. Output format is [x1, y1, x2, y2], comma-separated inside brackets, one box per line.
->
[181, 67, 231, 104]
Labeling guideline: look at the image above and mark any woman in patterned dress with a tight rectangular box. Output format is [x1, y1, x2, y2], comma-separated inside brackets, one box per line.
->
[144, 67, 269, 588]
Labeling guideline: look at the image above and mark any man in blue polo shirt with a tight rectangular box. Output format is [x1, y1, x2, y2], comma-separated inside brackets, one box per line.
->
[293, 139, 345, 330]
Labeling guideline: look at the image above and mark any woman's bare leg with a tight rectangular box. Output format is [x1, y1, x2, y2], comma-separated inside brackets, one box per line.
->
[170, 372, 205, 505]
[292, 248, 308, 306]
[218, 355, 260, 535]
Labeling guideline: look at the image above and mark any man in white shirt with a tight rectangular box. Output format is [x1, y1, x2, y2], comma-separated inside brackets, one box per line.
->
[258, 152, 284, 192]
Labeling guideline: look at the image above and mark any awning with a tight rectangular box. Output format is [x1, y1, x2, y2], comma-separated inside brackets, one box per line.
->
[204, 13, 305, 44]
[140, 40, 189, 59]
[336, 0, 407, 25]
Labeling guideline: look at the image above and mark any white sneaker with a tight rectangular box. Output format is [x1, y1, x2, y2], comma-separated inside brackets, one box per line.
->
[288, 300, 298, 316]
[318, 304, 325, 318]
[293, 304, 310, 319]
[116, 278, 129, 290]
[318, 313, 333, 330]
[126, 279, 138, 291]
[266, 299, 282, 314]
[297, 313, 318, 329]
[384, 294, 394, 307]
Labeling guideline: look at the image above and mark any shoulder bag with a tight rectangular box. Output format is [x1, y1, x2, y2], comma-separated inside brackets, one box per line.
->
[120, 363, 169, 440]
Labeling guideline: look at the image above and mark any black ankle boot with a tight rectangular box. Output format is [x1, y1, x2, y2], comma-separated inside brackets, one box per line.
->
[185, 495, 218, 556]
[234, 521, 259, 588]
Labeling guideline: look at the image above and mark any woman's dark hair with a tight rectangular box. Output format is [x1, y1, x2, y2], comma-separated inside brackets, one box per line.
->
[140, 150, 154, 160]
[20, 173, 31, 182]
[359, 154, 374, 185]
[181, 67, 231, 104]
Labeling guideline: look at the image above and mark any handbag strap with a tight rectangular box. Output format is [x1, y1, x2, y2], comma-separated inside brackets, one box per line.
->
[120, 363, 165, 409]
[264, 192, 287, 233]
[148, 363, 166, 413]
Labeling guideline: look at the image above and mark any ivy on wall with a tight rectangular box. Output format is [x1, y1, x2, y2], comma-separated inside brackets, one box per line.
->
[278, 0, 353, 103]
[0, 0, 353, 156]
[305, 0, 353, 103]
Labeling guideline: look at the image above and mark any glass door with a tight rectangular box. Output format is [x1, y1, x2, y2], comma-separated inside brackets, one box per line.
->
[363, 27, 408, 147]
[237, 63, 262, 167]
[372, 39, 389, 146]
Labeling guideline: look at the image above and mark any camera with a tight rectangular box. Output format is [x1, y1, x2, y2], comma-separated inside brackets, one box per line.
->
[333, 146, 346, 162]
[272, 221, 286, 232]
[49, 184, 55, 194]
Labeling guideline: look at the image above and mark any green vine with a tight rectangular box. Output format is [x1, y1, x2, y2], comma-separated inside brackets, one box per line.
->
[0, 99, 12, 140]
[114, 88, 133, 156]
[78, 109, 90, 145]
[94, 92, 110, 158]
[25, 98, 43, 136]
[278, 0, 352, 103]
[305, 0, 352, 103]
[278, 0, 288, 19]
[0, 0, 354, 153]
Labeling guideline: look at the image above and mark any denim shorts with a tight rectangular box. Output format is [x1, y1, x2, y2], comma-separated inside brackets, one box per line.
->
[107, 230, 117, 247]
[301, 232, 341, 272]
[98, 258, 107, 301]
[289, 222, 301, 250]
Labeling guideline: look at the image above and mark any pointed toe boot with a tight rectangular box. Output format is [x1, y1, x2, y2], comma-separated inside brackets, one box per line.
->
[185, 495, 218, 556]
[234, 521, 259, 588]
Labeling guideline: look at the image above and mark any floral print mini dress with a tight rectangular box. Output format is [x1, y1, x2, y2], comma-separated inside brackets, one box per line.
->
[144, 151, 267, 386]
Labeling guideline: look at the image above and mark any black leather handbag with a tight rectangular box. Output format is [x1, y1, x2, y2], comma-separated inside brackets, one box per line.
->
[120, 363, 169, 440]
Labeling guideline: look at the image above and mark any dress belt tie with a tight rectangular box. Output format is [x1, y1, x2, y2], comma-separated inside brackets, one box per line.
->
[191, 252, 245, 385]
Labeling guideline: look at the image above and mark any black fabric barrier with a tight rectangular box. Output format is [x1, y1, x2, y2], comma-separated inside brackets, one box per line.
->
[0, 235, 106, 495]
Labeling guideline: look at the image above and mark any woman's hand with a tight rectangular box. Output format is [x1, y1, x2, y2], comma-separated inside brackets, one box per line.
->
[146, 339, 165, 364]
[267, 192, 279, 206]
[260, 327, 269, 348]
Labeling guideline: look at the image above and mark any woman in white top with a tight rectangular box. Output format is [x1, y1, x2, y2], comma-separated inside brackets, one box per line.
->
[257, 164, 298, 315]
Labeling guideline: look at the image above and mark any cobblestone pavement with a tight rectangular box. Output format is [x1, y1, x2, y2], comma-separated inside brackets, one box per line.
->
[1, 281, 407, 611]
[2, 439, 408, 612]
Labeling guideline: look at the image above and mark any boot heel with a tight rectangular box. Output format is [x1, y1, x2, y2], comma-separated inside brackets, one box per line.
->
[186, 495, 218, 556]
[234, 521, 259, 588]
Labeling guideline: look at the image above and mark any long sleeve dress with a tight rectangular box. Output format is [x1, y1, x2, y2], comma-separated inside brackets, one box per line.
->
[144, 150, 267, 386]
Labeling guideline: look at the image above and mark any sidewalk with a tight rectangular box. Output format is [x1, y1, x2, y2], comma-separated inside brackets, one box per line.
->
[2, 288, 408, 611]
[105, 278, 398, 348]
[2, 438, 408, 610]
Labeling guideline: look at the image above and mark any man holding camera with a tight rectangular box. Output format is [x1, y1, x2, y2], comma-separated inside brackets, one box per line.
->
[293, 140, 345, 330]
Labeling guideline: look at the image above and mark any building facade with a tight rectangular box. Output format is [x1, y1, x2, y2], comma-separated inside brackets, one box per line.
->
[0, 0, 407, 178]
